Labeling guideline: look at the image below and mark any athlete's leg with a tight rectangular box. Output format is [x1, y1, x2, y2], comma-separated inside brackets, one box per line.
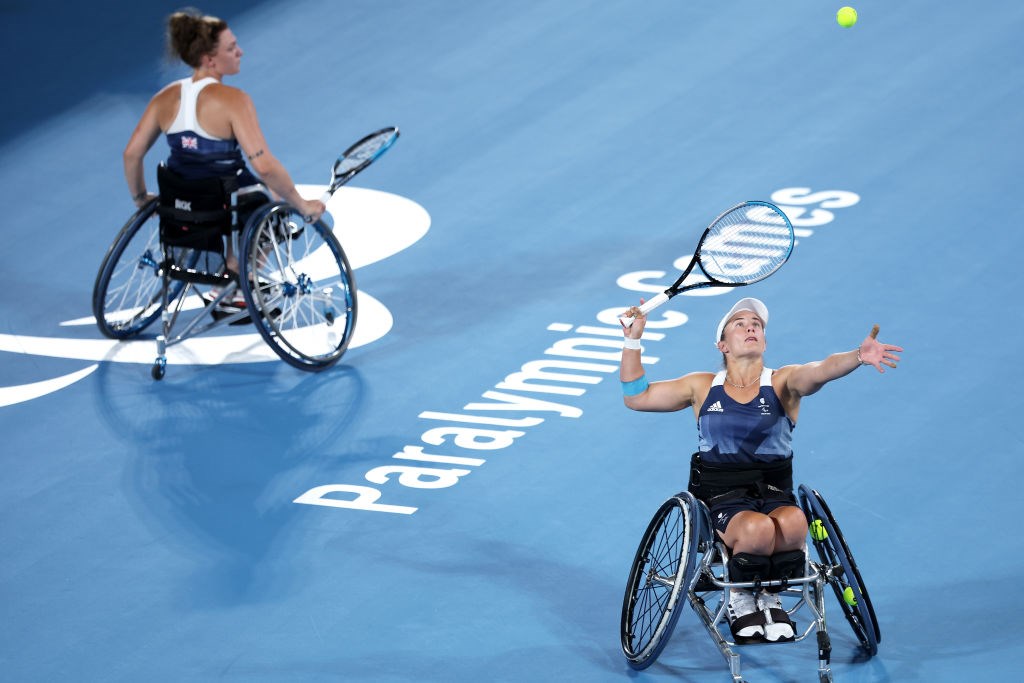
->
[706, 498, 770, 641]
[755, 504, 805, 642]
[768, 505, 807, 552]
[721, 505, 806, 643]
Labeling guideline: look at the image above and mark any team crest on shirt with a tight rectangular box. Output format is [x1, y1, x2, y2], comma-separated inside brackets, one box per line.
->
[759, 397, 772, 415]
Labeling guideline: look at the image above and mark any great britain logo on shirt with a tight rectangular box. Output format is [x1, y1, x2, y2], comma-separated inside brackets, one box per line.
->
[759, 397, 772, 416]
[181, 135, 198, 150]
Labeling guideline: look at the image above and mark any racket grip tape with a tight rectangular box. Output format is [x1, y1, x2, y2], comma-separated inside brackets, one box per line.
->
[619, 291, 671, 328]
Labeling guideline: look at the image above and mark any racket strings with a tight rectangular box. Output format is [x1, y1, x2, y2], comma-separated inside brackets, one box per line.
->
[335, 133, 395, 175]
[698, 205, 793, 284]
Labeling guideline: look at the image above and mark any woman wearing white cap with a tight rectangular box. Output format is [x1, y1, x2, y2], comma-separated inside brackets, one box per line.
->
[619, 297, 902, 643]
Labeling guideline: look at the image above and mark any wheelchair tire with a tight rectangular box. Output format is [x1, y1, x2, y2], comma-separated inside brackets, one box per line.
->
[92, 200, 196, 339]
[799, 485, 880, 656]
[240, 203, 357, 371]
[621, 491, 704, 669]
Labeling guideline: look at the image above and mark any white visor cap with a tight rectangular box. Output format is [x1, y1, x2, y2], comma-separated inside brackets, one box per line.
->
[715, 297, 769, 345]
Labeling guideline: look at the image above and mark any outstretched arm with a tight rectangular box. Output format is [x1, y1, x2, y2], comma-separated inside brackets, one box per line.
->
[785, 324, 904, 397]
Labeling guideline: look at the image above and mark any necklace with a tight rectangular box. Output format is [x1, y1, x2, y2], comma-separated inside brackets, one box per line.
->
[724, 367, 762, 389]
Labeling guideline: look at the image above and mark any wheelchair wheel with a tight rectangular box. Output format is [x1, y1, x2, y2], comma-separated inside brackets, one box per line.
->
[799, 485, 880, 656]
[92, 200, 197, 339]
[240, 203, 357, 371]
[621, 491, 704, 669]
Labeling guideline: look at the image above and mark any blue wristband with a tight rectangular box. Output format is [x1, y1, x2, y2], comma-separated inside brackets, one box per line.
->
[621, 375, 649, 397]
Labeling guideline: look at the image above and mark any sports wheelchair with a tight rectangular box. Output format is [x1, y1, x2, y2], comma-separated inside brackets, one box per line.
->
[92, 165, 356, 379]
[620, 484, 880, 682]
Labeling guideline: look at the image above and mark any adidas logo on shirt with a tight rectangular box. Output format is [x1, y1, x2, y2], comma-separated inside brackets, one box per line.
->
[707, 400, 724, 413]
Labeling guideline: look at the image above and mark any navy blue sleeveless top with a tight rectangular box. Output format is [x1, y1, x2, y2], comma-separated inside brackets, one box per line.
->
[696, 367, 794, 465]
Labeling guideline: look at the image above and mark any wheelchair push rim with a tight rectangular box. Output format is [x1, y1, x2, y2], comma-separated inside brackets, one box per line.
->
[92, 199, 198, 339]
[620, 490, 704, 669]
[240, 203, 357, 371]
[799, 485, 880, 656]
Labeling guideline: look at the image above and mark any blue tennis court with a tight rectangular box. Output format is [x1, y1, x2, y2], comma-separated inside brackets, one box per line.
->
[2, 1, 1022, 681]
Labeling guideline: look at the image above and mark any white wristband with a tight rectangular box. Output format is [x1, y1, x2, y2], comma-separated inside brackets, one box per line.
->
[622, 337, 642, 351]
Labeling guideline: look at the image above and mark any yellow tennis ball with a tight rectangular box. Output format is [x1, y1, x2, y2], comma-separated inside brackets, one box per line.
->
[809, 519, 829, 541]
[843, 586, 858, 606]
[837, 6, 858, 28]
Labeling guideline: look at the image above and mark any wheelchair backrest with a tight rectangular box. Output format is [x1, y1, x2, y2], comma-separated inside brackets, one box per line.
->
[156, 164, 239, 251]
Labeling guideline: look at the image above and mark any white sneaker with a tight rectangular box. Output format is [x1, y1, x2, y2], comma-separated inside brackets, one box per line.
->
[757, 591, 795, 642]
[727, 589, 764, 641]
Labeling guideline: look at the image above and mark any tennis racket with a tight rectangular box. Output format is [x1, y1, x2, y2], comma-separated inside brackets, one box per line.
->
[621, 201, 794, 327]
[319, 126, 400, 204]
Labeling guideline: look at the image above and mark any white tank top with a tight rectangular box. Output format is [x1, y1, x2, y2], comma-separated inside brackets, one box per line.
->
[166, 77, 225, 140]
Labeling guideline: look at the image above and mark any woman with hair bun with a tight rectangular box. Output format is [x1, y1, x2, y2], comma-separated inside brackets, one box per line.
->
[123, 8, 324, 223]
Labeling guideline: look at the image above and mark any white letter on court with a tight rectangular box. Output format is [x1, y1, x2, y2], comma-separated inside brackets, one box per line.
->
[366, 465, 472, 489]
[293, 484, 417, 515]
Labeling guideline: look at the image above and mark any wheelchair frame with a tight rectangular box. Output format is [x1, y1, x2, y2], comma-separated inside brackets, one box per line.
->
[92, 169, 358, 379]
[620, 485, 879, 682]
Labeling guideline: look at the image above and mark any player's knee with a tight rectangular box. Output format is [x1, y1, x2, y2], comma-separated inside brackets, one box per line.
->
[728, 552, 772, 584]
[734, 513, 776, 542]
[774, 508, 809, 545]
[729, 511, 790, 555]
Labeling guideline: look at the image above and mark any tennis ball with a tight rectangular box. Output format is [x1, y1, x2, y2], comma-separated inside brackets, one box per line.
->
[836, 6, 858, 28]
[809, 519, 829, 541]
[843, 586, 858, 606]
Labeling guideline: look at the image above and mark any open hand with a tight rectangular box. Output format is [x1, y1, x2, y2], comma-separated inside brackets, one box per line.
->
[859, 324, 903, 373]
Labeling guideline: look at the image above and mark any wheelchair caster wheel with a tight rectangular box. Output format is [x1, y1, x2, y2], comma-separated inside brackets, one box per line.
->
[151, 358, 166, 380]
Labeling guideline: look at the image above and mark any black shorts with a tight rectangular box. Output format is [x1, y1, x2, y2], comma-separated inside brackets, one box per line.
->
[705, 484, 798, 536]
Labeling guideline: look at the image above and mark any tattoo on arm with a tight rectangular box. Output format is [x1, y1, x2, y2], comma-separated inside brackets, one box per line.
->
[247, 149, 265, 161]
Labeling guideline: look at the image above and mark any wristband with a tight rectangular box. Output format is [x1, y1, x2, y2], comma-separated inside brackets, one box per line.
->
[621, 375, 649, 396]
[856, 349, 868, 366]
[133, 191, 148, 202]
[622, 337, 642, 351]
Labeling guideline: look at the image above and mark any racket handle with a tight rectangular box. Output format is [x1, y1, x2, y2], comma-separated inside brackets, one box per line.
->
[305, 191, 334, 226]
[305, 190, 334, 226]
[620, 291, 671, 328]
